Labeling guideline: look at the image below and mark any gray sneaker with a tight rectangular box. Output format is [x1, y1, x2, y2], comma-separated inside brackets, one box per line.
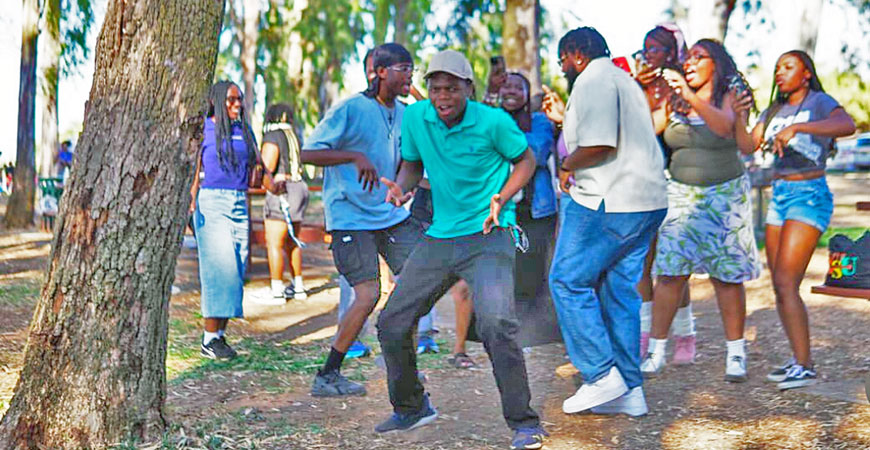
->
[311, 371, 367, 397]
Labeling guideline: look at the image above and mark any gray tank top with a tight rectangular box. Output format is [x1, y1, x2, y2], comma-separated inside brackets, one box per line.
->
[663, 117, 744, 186]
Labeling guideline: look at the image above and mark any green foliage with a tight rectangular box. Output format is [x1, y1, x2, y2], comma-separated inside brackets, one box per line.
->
[818, 226, 868, 249]
[821, 71, 870, 131]
[0, 279, 41, 308]
[58, 0, 95, 76]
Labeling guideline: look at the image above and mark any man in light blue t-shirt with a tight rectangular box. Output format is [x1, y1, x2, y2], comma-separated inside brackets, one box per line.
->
[301, 43, 425, 398]
[373, 50, 547, 450]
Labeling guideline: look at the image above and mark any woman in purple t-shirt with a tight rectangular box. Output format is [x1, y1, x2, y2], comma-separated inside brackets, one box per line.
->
[190, 81, 259, 360]
[733, 51, 856, 390]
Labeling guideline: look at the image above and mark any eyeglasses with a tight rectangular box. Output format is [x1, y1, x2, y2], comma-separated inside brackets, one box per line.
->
[558, 54, 568, 66]
[644, 45, 668, 56]
[685, 53, 712, 64]
[387, 64, 414, 74]
[226, 95, 242, 105]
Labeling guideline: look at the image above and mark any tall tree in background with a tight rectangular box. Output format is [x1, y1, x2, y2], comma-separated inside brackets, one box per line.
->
[797, 0, 823, 56]
[37, 0, 60, 178]
[36, 0, 94, 178]
[503, 0, 542, 106]
[0, 0, 224, 447]
[371, 0, 431, 54]
[683, 0, 736, 42]
[5, 0, 41, 229]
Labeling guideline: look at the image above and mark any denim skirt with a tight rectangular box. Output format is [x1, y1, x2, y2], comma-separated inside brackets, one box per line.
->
[194, 188, 249, 318]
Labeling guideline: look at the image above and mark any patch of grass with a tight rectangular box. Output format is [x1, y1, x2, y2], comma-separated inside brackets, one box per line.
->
[818, 226, 868, 248]
[0, 280, 41, 307]
[169, 339, 328, 384]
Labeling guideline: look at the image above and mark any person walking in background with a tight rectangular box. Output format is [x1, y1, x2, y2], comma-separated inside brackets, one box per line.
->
[549, 27, 668, 417]
[642, 39, 760, 383]
[301, 43, 425, 397]
[375, 50, 546, 450]
[259, 103, 309, 304]
[732, 50, 856, 390]
[633, 24, 696, 363]
[191, 81, 281, 360]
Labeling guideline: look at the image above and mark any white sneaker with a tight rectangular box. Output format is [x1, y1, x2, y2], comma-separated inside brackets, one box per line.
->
[640, 352, 666, 377]
[563, 366, 628, 414]
[251, 292, 287, 306]
[293, 289, 308, 300]
[590, 386, 649, 417]
[724, 354, 748, 383]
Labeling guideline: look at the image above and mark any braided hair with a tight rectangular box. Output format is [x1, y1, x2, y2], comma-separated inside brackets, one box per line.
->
[691, 39, 742, 108]
[770, 50, 824, 106]
[207, 81, 257, 172]
[363, 43, 413, 99]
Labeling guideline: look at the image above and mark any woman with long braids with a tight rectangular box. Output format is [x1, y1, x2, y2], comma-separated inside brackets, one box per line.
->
[190, 81, 270, 360]
[733, 50, 855, 390]
[641, 40, 760, 383]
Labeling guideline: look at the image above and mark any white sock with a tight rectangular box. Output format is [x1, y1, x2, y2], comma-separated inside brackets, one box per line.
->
[726, 338, 746, 358]
[217, 329, 225, 338]
[640, 302, 652, 333]
[294, 275, 305, 291]
[271, 279, 285, 297]
[671, 304, 696, 336]
[203, 331, 220, 346]
[648, 338, 668, 363]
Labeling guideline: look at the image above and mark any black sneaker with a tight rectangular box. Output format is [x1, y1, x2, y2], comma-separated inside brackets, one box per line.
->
[311, 370, 366, 397]
[777, 364, 817, 390]
[283, 284, 295, 299]
[766, 357, 796, 383]
[201, 336, 238, 360]
[374, 393, 438, 433]
[510, 425, 549, 450]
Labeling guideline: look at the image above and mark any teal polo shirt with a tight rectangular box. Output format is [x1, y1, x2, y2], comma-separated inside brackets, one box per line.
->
[401, 100, 528, 238]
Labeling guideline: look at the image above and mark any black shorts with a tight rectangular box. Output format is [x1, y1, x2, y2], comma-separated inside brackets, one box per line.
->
[330, 216, 424, 286]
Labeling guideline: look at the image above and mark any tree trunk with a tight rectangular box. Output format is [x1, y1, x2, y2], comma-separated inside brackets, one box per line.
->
[503, 0, 543, 110]
[797, 0, 824, 57]
[0, 0, 224, 448]
[241, 0, 259, 131]
[4, 0, 40, 229]
[394, 0, 409, 48]
[686, 0, 735, 42]
[38, 0, 61, 179]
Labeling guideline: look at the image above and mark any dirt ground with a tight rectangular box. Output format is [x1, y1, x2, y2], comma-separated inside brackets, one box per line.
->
[1, 173, 869, 449]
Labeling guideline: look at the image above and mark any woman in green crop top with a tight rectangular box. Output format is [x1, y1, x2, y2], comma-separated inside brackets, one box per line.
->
[641, 40, 760, 384]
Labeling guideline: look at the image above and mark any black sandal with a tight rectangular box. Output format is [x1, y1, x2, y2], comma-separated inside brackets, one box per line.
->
[449, 352, 476, 369]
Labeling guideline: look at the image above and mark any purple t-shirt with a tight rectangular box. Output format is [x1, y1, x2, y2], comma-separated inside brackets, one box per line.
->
[201, 118, 251, 190]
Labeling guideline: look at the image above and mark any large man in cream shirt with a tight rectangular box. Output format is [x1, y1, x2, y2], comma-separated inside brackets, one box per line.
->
[549, 27, 667, 418]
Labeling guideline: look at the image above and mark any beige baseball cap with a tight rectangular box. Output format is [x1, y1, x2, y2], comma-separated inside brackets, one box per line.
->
[424, 49, 474, 81]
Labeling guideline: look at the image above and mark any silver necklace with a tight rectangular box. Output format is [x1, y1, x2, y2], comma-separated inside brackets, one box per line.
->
[376, 97, 395, 140]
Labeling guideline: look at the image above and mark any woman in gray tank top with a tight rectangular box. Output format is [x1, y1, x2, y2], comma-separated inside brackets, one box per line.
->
[732, 50, 856, 390]
[641, 40, 760, 384]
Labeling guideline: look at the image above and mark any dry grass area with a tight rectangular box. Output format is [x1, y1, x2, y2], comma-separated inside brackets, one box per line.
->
[1, 175, 869, 449]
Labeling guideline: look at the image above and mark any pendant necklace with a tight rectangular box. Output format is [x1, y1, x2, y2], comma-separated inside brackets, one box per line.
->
[376, 96, 395, 140]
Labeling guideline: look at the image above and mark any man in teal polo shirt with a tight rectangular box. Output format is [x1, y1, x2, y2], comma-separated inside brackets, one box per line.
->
[374, 50, 547, 450]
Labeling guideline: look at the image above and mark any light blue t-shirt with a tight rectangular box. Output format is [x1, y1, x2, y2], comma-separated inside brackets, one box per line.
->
[402, 100, 528, 238]
[304, 93, 409, 231]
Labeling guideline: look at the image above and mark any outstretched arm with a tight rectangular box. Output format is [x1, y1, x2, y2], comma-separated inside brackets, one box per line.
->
[302, 149, 379, 192]
[484, 148, 535, 233]
[381, 159, 423, 206]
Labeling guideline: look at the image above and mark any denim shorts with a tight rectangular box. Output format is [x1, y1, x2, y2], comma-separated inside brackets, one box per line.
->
[194, 188, 249, 318]
[766, 176, 833, 232]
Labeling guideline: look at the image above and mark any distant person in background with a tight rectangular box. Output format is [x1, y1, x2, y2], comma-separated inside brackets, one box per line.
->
[733, 50, 855, 390]
[56, 140, 74, 183]
[260, 103, 309, 304]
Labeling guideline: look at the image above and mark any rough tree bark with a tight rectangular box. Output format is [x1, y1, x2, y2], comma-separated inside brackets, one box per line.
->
[4, 0, 41, 229]
[37, 0, 61, 178]
[503, 0, 543, 109]
[0, 0, 224, 448]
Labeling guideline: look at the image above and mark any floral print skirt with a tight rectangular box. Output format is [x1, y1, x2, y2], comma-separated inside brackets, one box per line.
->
[653, 174, 760, 283]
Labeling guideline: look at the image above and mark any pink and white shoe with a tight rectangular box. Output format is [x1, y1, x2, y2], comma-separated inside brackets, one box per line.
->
[639, 332, 650, 358]
[671, 334, 696, 365]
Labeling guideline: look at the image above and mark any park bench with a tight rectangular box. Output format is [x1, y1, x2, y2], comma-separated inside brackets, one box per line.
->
[811, 200, 869, 300]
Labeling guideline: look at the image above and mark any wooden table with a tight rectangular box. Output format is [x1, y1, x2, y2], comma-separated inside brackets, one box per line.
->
[857, 201, 870, 211]
[811, 285, 870, 300]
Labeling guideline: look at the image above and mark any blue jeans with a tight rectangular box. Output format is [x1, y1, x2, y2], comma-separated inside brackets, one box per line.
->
[549, 200, 666, 389]
[194, 188, 249, 319]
